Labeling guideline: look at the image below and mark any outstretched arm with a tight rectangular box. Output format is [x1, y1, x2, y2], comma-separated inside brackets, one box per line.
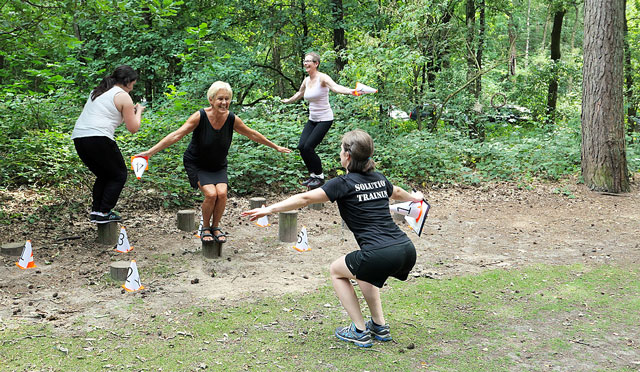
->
[281, 78, 307, 103]
[135, 111, 200, 158]
[234, 116, 291, 153]
[391, 186, 424, 203]
[242, 188, 329, 220]
[321, 73, 356, 96]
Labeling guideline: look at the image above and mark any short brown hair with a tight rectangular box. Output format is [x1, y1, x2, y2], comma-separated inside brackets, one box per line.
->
[341, 130, 375, 173]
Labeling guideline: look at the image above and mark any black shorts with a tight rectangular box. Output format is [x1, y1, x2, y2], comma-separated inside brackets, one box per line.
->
[183, 158, 228, 189]
[345, 240, 416, 288]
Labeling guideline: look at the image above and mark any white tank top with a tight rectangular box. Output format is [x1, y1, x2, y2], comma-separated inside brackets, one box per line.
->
[304, 78, 333, 121]
[71, 86, 126, 140]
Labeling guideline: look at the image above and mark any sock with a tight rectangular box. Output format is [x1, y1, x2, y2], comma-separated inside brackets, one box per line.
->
[355, 326, 365, 333]
[372, 320, 383, 327]
[314, 173, 324, 179]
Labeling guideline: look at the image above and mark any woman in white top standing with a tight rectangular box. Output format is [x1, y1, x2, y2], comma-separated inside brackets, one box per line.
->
[71, 65, 145, 223]
[282, 52, 359, 189]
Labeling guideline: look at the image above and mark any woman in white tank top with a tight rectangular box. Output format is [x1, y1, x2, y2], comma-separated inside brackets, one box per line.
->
[71, 65, 145, 223]
[282, 52, 361, 189]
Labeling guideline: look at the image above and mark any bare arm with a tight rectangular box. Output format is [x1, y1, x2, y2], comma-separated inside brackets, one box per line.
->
[115, 92, 144, 134]
[321, 73, 356, 96]
[233, 116, 291, 153]
[135, 111, 200, 158]
[281, 78, 307, 103]
[391, 186, 424, 203]
[242, 188, 330, 220]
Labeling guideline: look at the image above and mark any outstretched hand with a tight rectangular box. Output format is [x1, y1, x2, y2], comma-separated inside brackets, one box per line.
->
[134, 151, 151, 159]
[242, 207, 271, 221]
[276, 146, 292, 153]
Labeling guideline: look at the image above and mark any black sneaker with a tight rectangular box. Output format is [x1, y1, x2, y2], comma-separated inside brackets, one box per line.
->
[366, 319, 392, 341]
[307, 177, 325, 189]
[301, 177, 314, 186]
[335, 323, 373, 347]
[90, 212, 99, 223]
[94, 211, 122, 224]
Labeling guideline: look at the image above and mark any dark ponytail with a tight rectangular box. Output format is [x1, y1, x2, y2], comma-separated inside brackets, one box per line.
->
[91, 65, 138, 101]
[342, 130, 375, 173]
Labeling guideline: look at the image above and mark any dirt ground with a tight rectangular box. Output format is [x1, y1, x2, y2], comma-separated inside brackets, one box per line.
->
[1, 177, 639, 336]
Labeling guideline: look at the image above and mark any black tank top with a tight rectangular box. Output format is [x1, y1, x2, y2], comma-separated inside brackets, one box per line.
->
[183, 109, 235, 171]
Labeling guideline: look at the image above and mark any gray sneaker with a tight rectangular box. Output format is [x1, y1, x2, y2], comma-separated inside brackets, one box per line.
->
[307, 177, 325, 189]
[94, 211, 122, 224]
[366, 319, 392, 341]
[335, 323, 373, 347]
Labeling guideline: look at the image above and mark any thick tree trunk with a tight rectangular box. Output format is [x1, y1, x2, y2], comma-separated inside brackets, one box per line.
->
[331, 0, 347, 73]
[582, 0, 629, 192]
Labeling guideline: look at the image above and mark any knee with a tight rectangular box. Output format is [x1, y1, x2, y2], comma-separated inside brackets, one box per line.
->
[203, 190, 218, 202]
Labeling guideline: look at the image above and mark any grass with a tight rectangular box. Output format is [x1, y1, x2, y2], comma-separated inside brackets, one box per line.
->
[1, 264, 639, 371]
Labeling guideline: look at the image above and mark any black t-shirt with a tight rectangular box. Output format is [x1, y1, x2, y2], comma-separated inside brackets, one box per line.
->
[322, 171, 410, 251]
[183, 109, 235, 171]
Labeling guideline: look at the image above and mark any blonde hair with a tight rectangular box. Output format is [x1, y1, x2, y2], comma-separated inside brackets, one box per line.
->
[341, 130, 375, 173]
[207, 81, 233, 101]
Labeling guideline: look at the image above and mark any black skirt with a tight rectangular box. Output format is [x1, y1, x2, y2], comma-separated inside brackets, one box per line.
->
[183, 157, 228, 189]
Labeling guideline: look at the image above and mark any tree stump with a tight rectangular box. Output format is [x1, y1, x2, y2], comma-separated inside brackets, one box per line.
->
[202, 241, 222, 258]
[110, 261, 130, 281]
[1, 242, 24, 256]
[177, 209, 196, 232]
[249, 197, 266, 209]
[279, 211, 298, 242]
[309, 203, 324, 210]
[97, 223, 119, 245]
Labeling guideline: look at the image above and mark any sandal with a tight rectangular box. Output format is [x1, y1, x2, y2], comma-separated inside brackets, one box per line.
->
[212, 227, 227, 243]
[200, 227, 214, 243]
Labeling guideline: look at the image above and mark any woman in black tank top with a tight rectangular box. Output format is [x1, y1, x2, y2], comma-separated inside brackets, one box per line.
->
[136, 81, 291, 243]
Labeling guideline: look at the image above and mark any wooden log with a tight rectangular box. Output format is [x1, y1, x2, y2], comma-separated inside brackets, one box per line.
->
[177, 209, 197, 232]
[110, 261, 130, 281]
[97, 222, 119, 245]
[202, 241, 222, 258]
[309, 202, 324, 210]
[249, 197, 266, 209]
[1, 242, 24, 256]
[279, 211, 298, 242]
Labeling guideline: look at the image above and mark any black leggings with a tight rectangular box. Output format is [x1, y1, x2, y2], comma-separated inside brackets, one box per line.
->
[297, 119, 333, 175]
[74, 136, 128, 213]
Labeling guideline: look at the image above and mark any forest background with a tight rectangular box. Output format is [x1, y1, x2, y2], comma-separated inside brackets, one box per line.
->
[1, 0, 640, 208]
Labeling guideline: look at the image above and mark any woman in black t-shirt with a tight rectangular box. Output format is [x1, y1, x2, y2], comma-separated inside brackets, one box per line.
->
[137, 81, 291, 243]
[243, 129, 423, 348]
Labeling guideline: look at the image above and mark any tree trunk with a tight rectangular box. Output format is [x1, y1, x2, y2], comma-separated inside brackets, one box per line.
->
[273, 38, 285, 98]
[475, 0, 485, 95]
[507, 12, 517, 76]
[331, 0, 347, 73]
[582, 0, 629, 193]
[546, 9, 565, 119]
[466, 0, 477, 96]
